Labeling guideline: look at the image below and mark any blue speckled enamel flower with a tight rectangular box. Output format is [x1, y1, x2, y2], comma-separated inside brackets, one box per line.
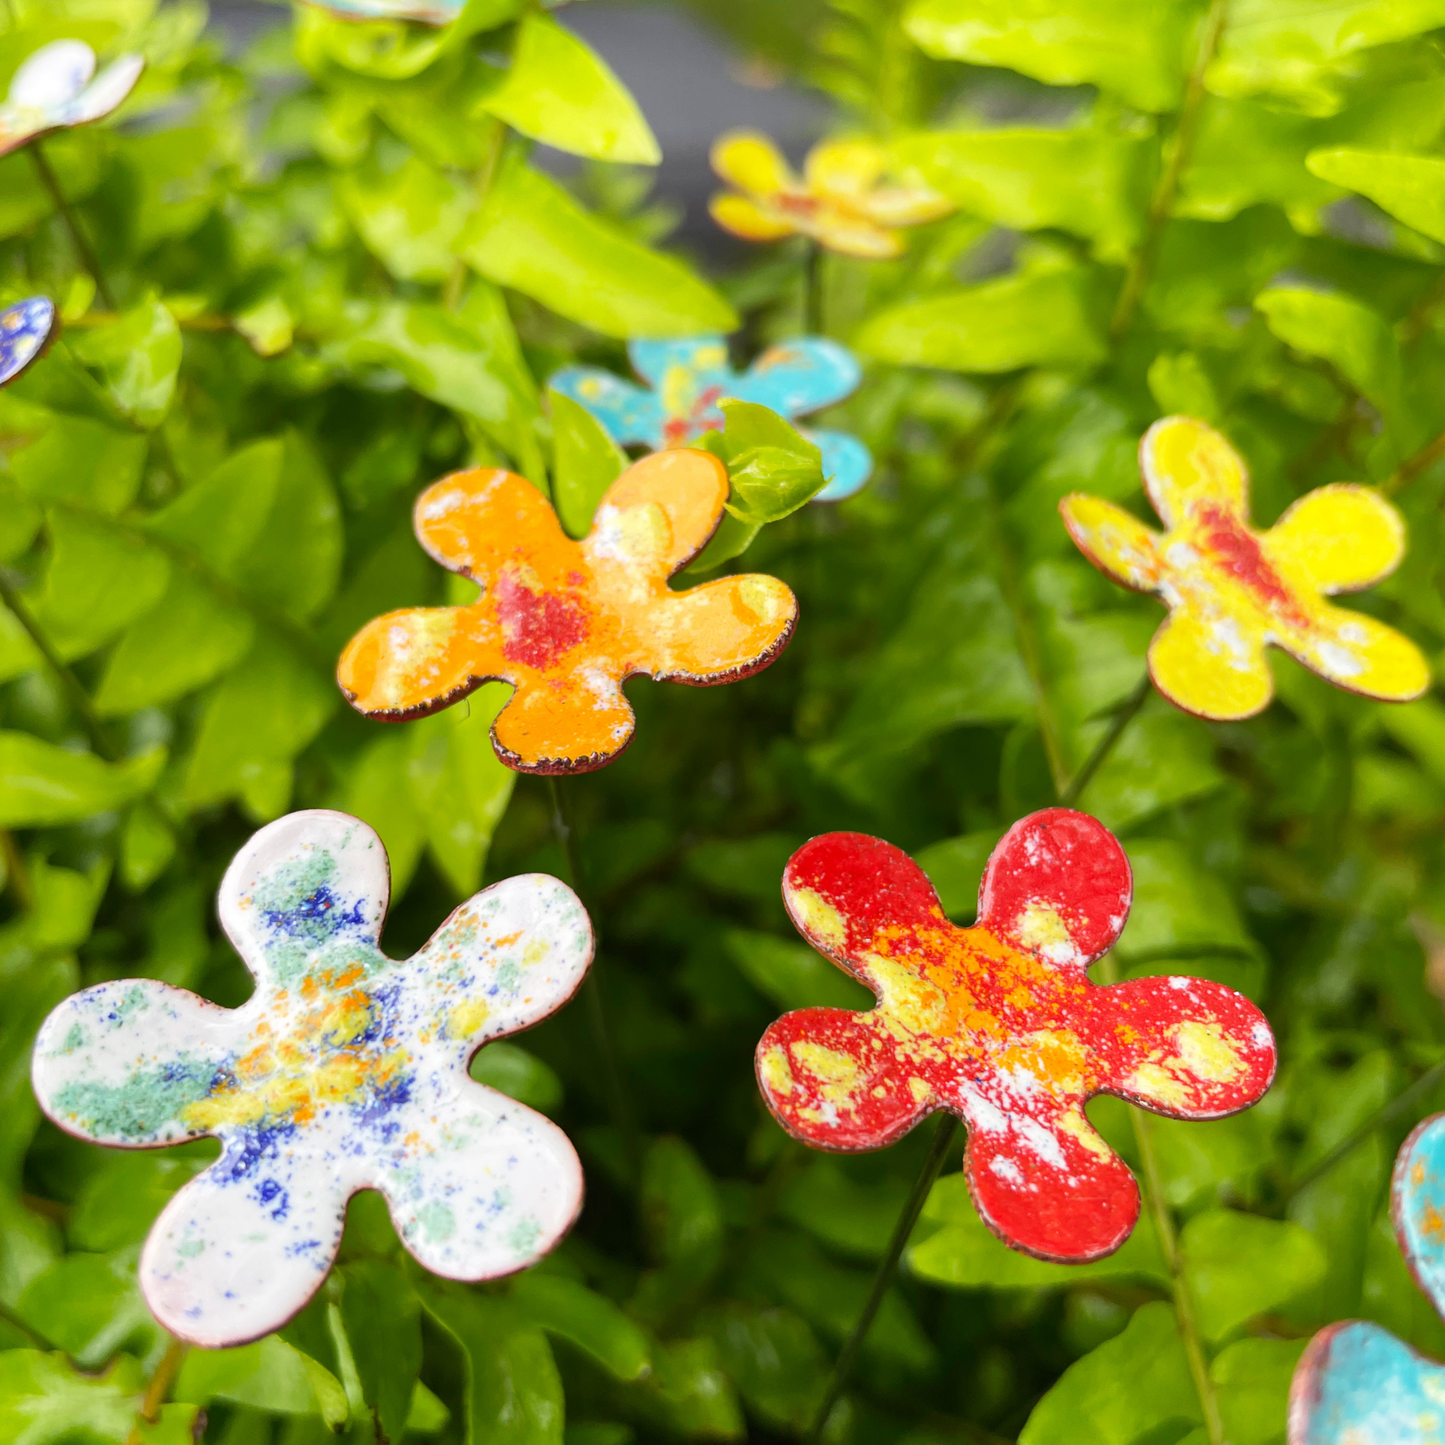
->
[1289, 1112, 1445, 1442]
[31, 810, 592, 1348]
[549, 335, 874, 502]
[0, 296, 56, 387]
[0, 40, 144, 160]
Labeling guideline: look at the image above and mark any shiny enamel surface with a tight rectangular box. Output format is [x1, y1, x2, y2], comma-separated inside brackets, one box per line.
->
[1061, 416, 1429, 720]
[550, 334, 873, 502]
[302, 0, 465, 20]
[709, 130, 952, 258]
[337, 449, 799, 772]
[755, 809, 1277, 1263]
[0, 296, 56, 387]
[31, 810, 592, 1348]
[0, 40, 143, 159]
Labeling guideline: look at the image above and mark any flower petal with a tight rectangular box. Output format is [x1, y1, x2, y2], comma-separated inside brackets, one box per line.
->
[64, 54, 144, 127]
[218, 812, 390, 992]
[549, 364, 664, 448]
[756, 1008, 933, 1150]
[646, 574, 798, 683]
[810, 208, 904, 259]
[783, 832, 949, 971]
[1140, 415, 1250, 531]
[413, 467, 570, 580]
[1285, 603, 1430, 704]
[8, 40, 94, 109]
[337, 604, 505, 719]
[0, 296, 58, 388]
[1146, 603, 1273, 720]
[1265, 483, 1406, 594]
[858, 184, 954, 228]
[377, 1083, 583, 1282]
[808, 428, 873, 502]
[1092, 976, 1276, 1119]
[406, 873, 592, 1050]
[586, 448, 730, 575]
[803, 138, 886, 199]
[738, 338, 861, 416]
[491, 670, 636, 774]
[964, 1105, 1138, 1263]
[1394, 1113, 1445, 1315]
[141, 1141, 350, 1347]
[33, 979, 239, 1148]
[1059, 493, 1163, 594]
[976, 808, 1131, 970]
[709, 192, 797, 243]
[628, 337, 731, 392]
[710, 129, 795, 195]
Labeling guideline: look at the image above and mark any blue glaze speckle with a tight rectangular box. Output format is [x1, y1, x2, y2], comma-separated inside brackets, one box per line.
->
[0, 296, 55, 388]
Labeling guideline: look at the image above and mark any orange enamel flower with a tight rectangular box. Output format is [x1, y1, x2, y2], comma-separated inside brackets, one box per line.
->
[1060, 416, 1430, 721]
[337, 450, 799, 774]
[709, 130, 952, 259]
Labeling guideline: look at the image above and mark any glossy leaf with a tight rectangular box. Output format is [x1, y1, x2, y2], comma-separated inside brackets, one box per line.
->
[549, 389, 626, 539]
[0, 735, 164, 827]
[1307, 147, 1445, 243]
[67, 296, 181, 429]
[339, 1260, 422, 1444]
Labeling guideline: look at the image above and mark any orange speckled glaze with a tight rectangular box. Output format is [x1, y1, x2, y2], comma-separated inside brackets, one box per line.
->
[756, 810, 1277, 1263]
[1061, 416, 1429, 721]
[337, 449, 798, 774]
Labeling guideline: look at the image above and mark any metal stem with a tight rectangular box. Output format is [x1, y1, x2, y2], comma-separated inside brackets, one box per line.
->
[809, 1113, 960, 1441]
[1060, 672, 1152, 807]
[30, 140, 117, 310]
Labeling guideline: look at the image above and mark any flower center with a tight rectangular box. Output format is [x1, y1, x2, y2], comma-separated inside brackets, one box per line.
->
[1192, 502, 1307, 625]
[495, 570, 589, 669]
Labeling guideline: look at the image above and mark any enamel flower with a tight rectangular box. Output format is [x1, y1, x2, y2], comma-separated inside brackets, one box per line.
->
[709, 130, 952, 259]
[1061, 416, 1429, 720]
[549, 335, 873, 502]
[0, 296, 56, 387]
[0, 40, 144, 160]
[755, 809, 1276, 1263]
[303, 0, 463, 21]
[1289, 1113, 1445, 1443]
[337, 449, 798, 773]
[31, 810, 592, 1348]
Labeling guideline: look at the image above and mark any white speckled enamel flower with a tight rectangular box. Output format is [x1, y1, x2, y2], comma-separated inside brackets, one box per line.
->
[31, 810, 592, 1349]
[0, 39, 144, 160]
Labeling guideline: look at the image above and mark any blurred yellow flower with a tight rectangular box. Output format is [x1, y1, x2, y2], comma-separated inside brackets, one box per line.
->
[1060, 416, 1430, 721]
[708, 130, 952, 259]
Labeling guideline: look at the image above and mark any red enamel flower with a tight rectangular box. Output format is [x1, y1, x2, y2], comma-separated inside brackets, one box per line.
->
[755, 809, 1277, 1262]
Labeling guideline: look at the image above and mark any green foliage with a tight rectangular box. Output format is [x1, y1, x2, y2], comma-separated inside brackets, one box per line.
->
[7, 1, 1445, 1443]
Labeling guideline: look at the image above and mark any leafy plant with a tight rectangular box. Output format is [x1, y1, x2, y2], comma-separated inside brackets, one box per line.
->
[5, 0, 1445, 1442]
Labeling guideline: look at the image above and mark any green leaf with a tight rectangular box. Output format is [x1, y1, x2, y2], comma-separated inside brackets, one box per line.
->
[640, 1137, 723, 1285]
[634, 1338, 743, 1440]
[0, 735, 164, 827]
[549, 390, 626, 539]
[183, 635, 337, 819]
[0, 131, 103, 242]
[511, 1272, 652, 1381]
[1211, 1337, 1307, 1445]
[345, 729, 427, 898]
[855, 267, 1107, 372]
[176, 1337, 347, 1423]
[705, 1305, 826, 1432]
[903, 0, 1200, 112]
[1307, 147, 1445, 243]
[0, 1350, 198, 1445]
[10, 419, 147, 517]
[458, 151, 737, 338]
[703, 399, 826, 527]
[892, 128, 1152, 261]
[1114, 838, 1259, 967]
[480, 13, 660, 166]
[68, 297, 182, 429]
[1017, 1302, 1200, 1445]
[18, 1252, 158, 1371]
[120, 801, 176, 893]
[777, 1160, 911, 1261]
[913, 830, 999, 919]
[32, 510, 170, 660]
[909, 1173, 1168, 1289]
[337, 153, 476, 283]
[69, 1152, 208, 1254]
[1378, 697, 1445, 788]
[1181, 1210, 1328, 1341]
[339, 1260, 422, 1444]
[722, 928, 873, 1011]
[470, 1041, 564, 1114]
[422, 1289, 564, 1445]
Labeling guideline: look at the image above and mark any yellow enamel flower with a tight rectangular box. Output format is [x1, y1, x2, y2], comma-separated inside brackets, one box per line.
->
[708, 130, 952, 259]
[1060, 416, 1430, 721]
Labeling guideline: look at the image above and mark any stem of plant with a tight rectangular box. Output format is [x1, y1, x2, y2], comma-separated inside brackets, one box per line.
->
[809, 1113, 960, 1443]
[545, 776, 641, 1179]
[124, 1335, 188, 1443]
[1059, 672, 1152, 808]
[0, 568, 120, 761]
[30, 141, 117, 311]
[1382, 426, 1445, 496]
[1283, 1057, 1445, 1204]
[804, 241, 824, 335]
[1109, 0, 1228, 341]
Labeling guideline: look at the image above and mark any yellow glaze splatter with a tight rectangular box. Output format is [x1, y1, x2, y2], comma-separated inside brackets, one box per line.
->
[1060, 416, 1429, 720]
[709, 130, 952, 258]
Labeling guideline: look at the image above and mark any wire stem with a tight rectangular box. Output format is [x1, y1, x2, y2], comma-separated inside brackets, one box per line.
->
[1109, 0, 1228, 341]
[545, 777, 640, 1179]
[0, 568, 119, 761]
[30, 141, 116, 311]
[809, 1114, 960, 1442]
[1060, 672, 1152, 807]
[0, 829, 31, 909]
[1284, 1057, 1445, 1204]
[126, 1335, 188, 1441]
[804, 241, 824, 335]
[1382, 427, 1445, 496]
